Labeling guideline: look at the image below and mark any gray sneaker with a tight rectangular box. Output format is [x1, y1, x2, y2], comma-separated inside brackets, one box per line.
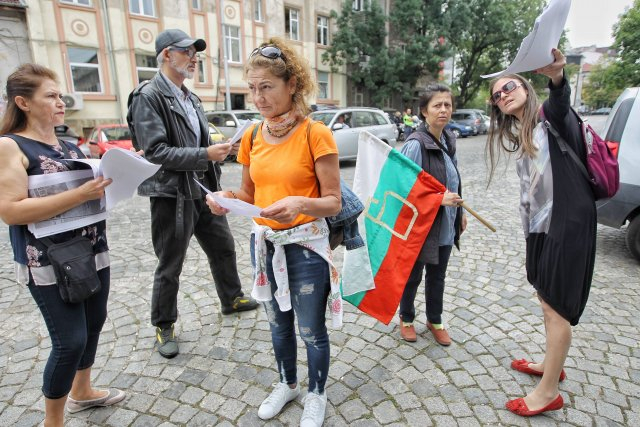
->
[66, 388, 126, 413]
[156, 324, 179, 358]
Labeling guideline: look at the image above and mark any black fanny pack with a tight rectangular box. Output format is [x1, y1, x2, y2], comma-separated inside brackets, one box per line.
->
[41, 235, 101, 303]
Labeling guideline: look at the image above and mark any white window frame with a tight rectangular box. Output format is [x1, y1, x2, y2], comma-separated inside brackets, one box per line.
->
[254, 0, 263, 22]
[129, 0, 155, 17]
[285, 7, 300, 41]
[353, 0, 371, 11]
[61, 0, 92, 6]
[317, 16, 329, 46]
[317, 71, 329, 99]
[68, 47, 103, 93]
[223, 25, 241, 63]
[135, 53, 158, 84]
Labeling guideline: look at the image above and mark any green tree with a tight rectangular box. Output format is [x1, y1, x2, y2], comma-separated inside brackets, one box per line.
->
[582, 62, 620, 108]
[443, 0, 546, 107]
[611, 0, 640, 86]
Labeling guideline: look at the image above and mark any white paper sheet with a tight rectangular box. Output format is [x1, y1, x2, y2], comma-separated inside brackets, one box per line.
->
[481, 0, 571, 79]
[193, 178, 263, 217]
[67, 148, 160, 210]
[227, 120, 255, 146]
[27, 170, 108, 238]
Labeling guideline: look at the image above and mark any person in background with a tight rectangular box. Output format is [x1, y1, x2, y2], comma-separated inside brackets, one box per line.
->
[398, 83, 467, 346]
[0, 64, 125, 427]
[487, 49, 596, 416]
[127, 29, 258, 359]
[207, 38, 341, 427]
[402, 107, 414, 140]
[336, 114, 350, 129]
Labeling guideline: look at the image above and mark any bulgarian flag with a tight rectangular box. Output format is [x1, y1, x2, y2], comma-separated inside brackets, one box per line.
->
[341, 132, 445, 325]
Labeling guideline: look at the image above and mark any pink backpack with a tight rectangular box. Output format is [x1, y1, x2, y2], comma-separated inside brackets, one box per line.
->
[542, 107, 620, 200]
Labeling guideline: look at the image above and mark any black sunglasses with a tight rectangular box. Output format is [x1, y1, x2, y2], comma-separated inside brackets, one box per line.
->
[250, 45, 286, 61]
[491, 80, 522, 104]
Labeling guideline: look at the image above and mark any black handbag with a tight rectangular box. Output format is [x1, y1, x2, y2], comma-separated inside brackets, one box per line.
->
[41, 235, 102, 303]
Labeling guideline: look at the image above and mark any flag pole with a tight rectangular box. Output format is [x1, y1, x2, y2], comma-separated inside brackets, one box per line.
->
[461, 202, 496, 232]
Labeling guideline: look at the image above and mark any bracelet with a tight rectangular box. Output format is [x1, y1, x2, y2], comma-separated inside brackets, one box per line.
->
[229, 190, 238, 199]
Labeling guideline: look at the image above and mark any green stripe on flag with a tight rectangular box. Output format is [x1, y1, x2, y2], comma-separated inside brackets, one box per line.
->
[366, 149, 423, 277]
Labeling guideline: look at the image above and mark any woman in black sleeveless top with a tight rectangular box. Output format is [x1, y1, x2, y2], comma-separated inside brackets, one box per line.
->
[0, 64, 125, 426]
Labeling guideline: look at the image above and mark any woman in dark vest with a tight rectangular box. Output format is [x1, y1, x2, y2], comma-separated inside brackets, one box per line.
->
[0, 64, 125, 426]
[398, 83, 467, 345]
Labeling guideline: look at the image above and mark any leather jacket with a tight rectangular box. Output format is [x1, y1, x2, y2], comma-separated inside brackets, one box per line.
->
[127, 71, 221, 200]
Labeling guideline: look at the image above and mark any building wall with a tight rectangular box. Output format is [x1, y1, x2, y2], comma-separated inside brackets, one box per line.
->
[1, 5, 31, 114]
[17, 0, 347, 137]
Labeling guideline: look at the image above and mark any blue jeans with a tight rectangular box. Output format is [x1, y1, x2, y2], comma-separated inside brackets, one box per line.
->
[400, 245, 452, 324]
[28, 267, 110, 399]
[251, 238, 330, 394]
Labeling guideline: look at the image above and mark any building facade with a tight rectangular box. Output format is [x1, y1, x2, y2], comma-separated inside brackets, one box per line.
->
[2, 0, 348, 137]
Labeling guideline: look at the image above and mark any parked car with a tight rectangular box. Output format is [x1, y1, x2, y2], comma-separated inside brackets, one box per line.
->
[204, 110, 263, 139]
[592, 107, 612, 115]
[445, 120, 474, 138]
[86, 124, 133, 158]
[309, 107, 398, 160]
[208, 123, 226, 144]
[310, 104, 338, 112]
[452, 109, 485, 134]
[54, 124, 91, 157]
[595, 87, 640, 260]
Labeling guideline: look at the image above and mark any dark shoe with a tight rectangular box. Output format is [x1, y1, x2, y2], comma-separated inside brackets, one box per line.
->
[506, 394, 563, 416]
[427, 322, 452, 346]
[156, 324, 179, 358]
[511, 359, 566, 381]
[222, 295, 259, 315]
[66, 388, 126, 413]
[399, 322, 417, 342]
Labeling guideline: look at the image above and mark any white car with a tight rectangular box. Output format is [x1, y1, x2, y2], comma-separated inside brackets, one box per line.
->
[309, 108, 398, 160]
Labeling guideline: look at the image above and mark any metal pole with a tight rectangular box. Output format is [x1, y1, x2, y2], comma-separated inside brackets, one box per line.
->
[219, 0, 232, 111]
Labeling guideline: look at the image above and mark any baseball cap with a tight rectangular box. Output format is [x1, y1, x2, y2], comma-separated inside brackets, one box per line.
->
[155, 29, 206, 56]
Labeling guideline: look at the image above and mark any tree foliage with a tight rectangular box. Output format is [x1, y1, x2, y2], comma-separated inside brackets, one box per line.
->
[582, 62, 620, 108]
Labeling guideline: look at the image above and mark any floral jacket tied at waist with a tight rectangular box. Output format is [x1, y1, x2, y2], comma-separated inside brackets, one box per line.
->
[251, 218, 343, 328]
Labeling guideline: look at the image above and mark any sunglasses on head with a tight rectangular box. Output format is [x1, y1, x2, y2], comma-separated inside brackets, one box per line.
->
[250, 45, 286, 61]
[491, 80, 522, 104]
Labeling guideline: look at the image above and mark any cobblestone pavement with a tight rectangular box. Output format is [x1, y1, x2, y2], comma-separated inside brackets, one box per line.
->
[1, 122, 639, 426]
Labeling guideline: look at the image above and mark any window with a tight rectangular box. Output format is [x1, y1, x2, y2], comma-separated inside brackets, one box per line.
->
[136, 54, 157, 84]
[68, 47, 102, 93]
[352, 0, 371, 11]
[254, 0, 263, 22]
[61, 0, 91, 6]
[223, 25, 241, 63]
[197, 59, 206, 83]
[317, 16, 329, 46]
[129, 0, 155, 17]
[191, 0, 201, 10]
[285, 7, 299, 41]
[317, 71, 329, 99]
[373, 112, 388, 125]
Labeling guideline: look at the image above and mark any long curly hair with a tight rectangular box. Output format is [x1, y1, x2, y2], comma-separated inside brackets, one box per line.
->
[486, 74, 540, 184]
[244, 37, 316, 118]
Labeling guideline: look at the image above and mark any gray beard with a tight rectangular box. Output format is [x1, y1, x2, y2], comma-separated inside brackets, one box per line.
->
[169, 58, 194, 79]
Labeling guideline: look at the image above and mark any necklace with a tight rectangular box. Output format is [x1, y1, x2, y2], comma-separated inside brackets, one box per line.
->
[265, 110, 298, 138]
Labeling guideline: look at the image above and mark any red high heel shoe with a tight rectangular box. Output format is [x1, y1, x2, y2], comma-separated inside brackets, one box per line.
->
[511, 359, 566, 382]
[506, 394, 564, 416]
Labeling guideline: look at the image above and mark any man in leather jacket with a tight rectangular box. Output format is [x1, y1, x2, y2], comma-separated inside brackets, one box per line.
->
[127, 29, 258, 359]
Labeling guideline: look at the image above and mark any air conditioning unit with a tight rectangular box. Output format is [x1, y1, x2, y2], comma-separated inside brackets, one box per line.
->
[61, 93, 84, 110]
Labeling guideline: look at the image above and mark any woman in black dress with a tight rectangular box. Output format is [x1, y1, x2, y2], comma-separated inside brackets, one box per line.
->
[486, 49, 596, 416]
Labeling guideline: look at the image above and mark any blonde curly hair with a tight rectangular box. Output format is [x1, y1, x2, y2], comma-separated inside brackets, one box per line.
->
[245, 37, 316, 118]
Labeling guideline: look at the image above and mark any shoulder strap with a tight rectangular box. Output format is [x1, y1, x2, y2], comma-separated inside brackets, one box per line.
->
[543, 120, 591, 183]
[57, 140, 73, 159]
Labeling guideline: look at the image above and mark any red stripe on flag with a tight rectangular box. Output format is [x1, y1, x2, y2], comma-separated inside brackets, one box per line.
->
[357, 173, 445, 324]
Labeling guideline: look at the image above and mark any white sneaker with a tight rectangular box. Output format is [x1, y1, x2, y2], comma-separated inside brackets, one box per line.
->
[300, 392, 327, 427]
[258, 382, 300, 420]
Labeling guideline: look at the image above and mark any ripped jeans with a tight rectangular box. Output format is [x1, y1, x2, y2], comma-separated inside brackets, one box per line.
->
[251, 237, 330, 394]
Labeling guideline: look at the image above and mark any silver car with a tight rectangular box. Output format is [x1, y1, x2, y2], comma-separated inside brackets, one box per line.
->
[309, 108, 398, 161]
[596, 87, 640, 260]
[205, 110, 263, 139]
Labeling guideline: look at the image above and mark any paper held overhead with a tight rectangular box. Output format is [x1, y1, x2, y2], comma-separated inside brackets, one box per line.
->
[481, 0, 571, 79]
